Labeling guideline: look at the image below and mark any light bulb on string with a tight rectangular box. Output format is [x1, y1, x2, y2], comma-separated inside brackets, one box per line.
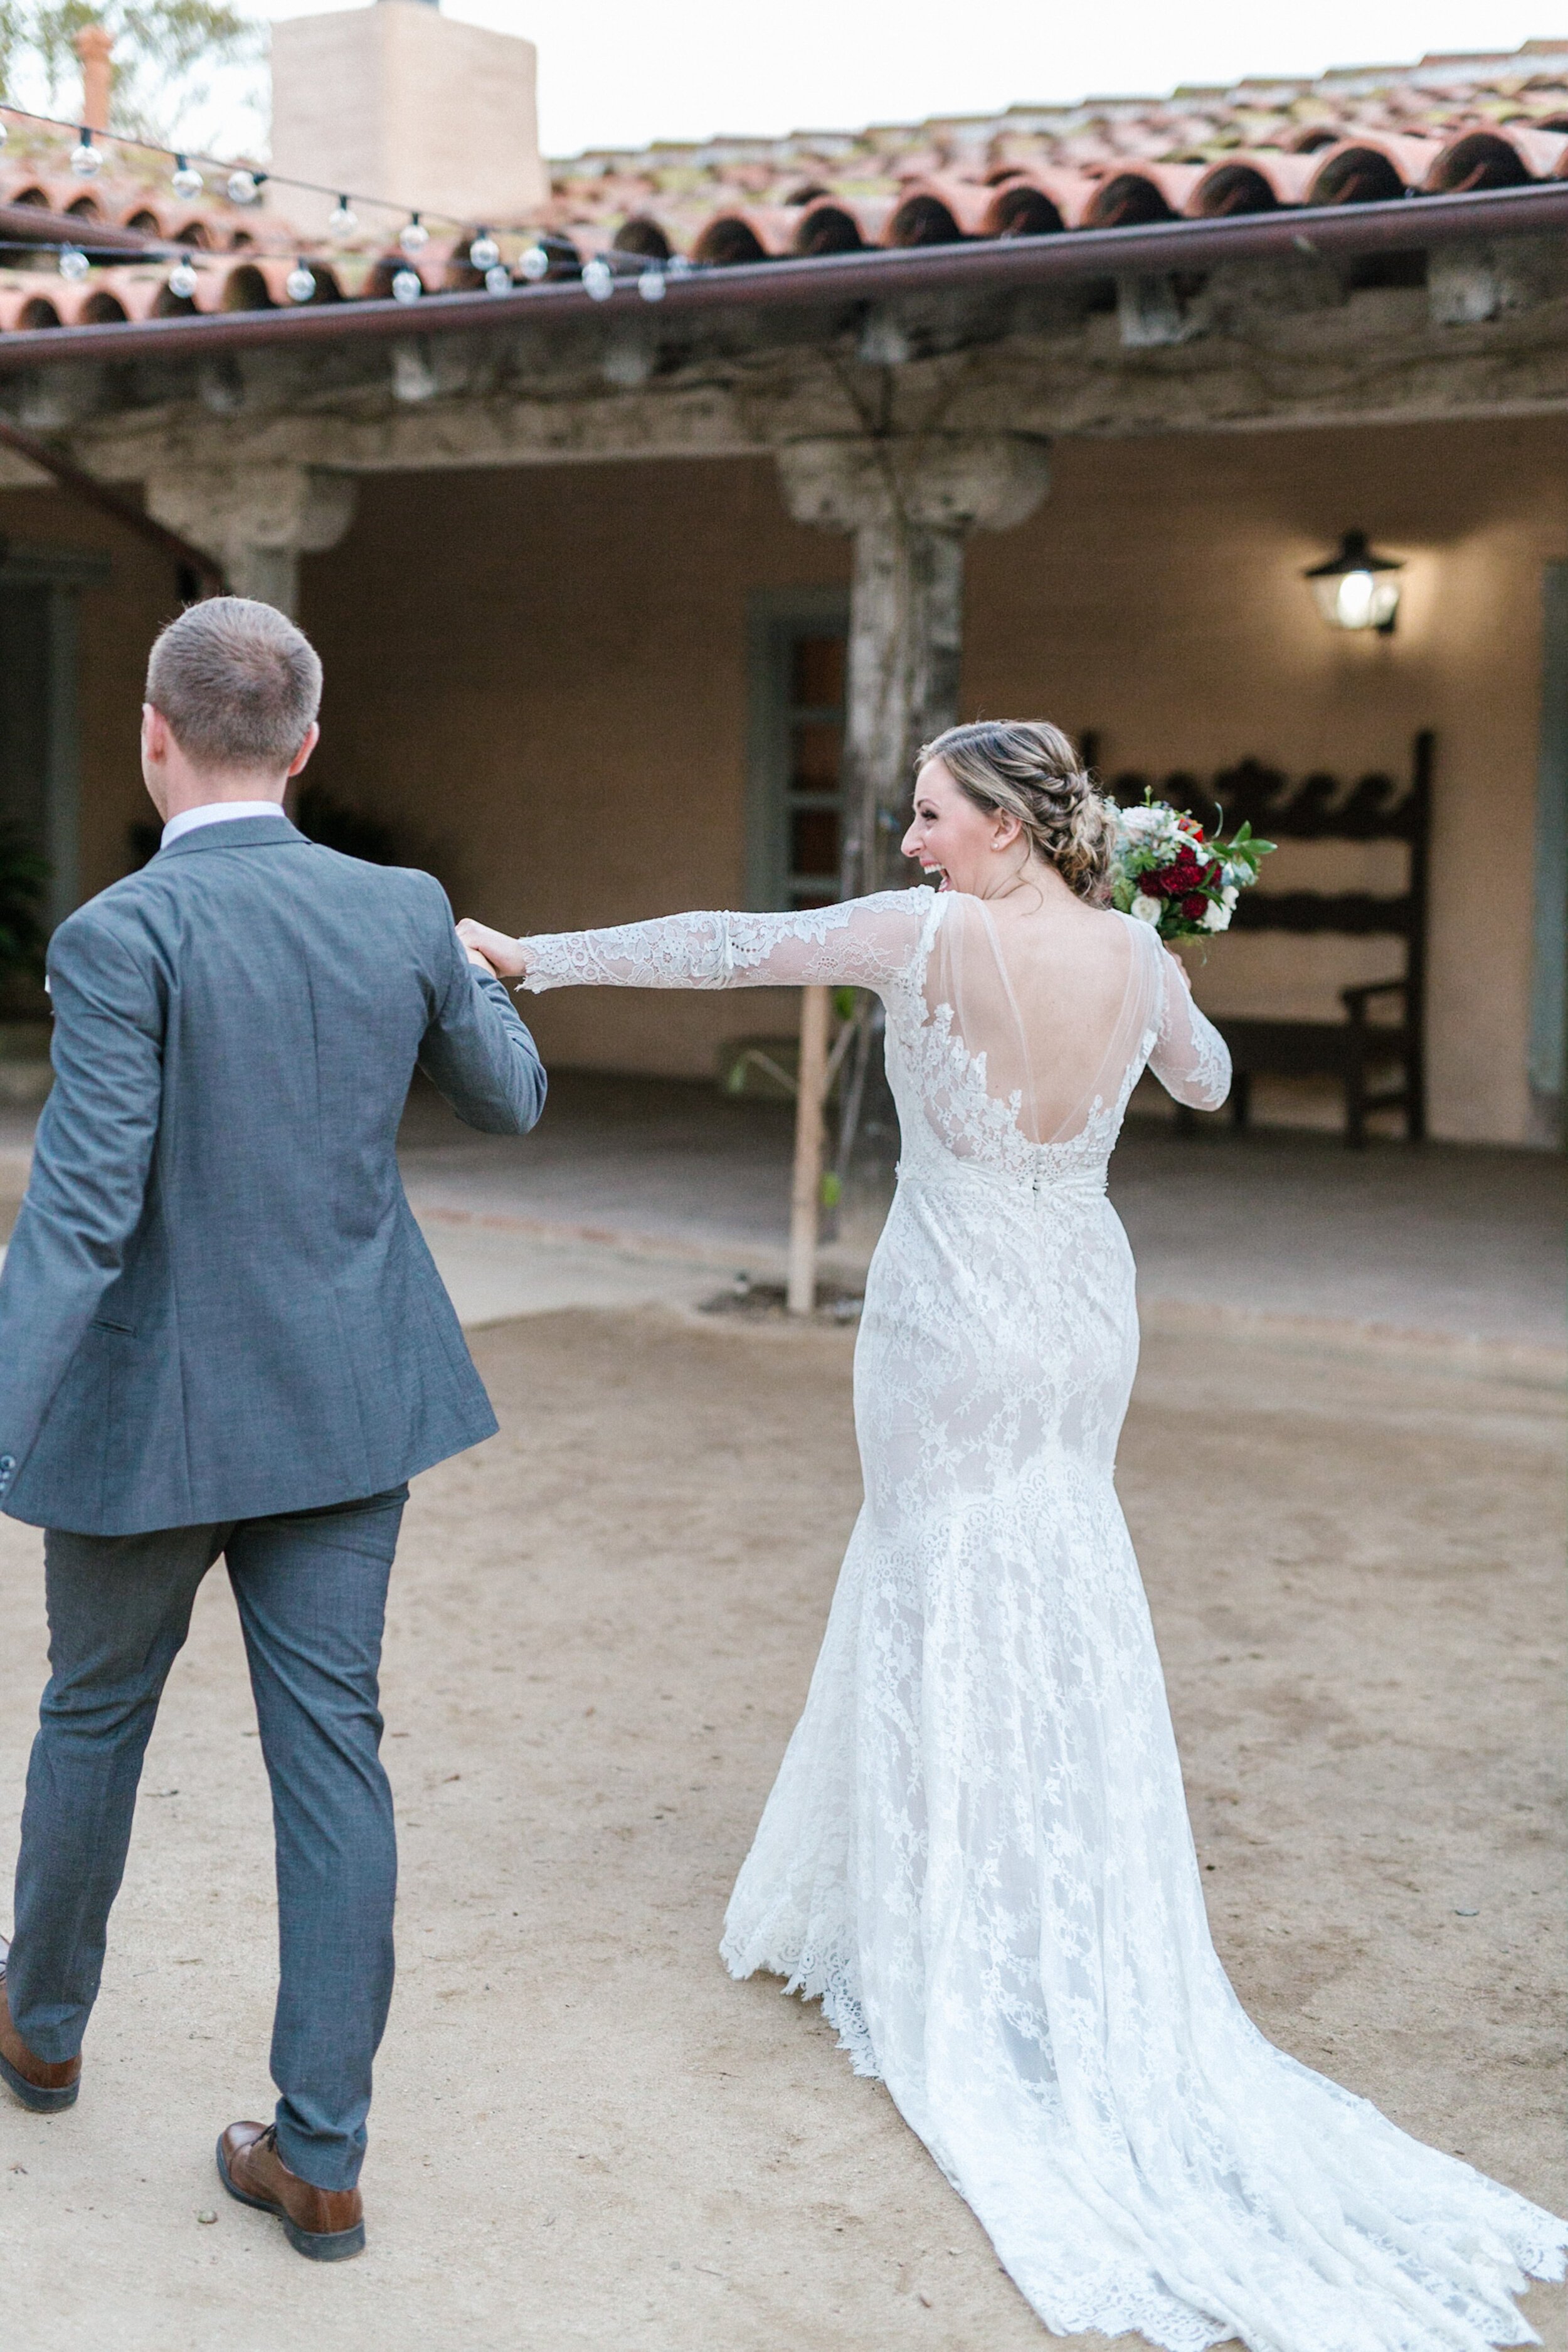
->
[329, 196, 356, 236]
[285, 260, 316, 304]
[70, 129, 102, 179]
[667, 253, 692, 278]
[581, 256, 613, 300]
[469, 230, 499, 271]
[399, 214, 428, 257]
[517, 243, 549, 282]
[226, 168, 260, 206]
[58, 245, 90, 282]
[171, 156, 203, 198]
[167, 256, 199, 299]
[391, 267, 423, 304]
[484, 263, 512, 295]
[638, 267, 666, 303]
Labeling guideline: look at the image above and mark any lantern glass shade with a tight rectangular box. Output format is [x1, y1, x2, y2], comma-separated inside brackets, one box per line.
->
[1305, 530, 1404, 634]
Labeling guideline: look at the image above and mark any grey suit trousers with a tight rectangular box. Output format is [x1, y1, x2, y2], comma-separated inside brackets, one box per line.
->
[8, 1488, 407, 2190]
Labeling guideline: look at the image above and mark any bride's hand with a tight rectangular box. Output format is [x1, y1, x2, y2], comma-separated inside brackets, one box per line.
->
[457, 918, 528, 980]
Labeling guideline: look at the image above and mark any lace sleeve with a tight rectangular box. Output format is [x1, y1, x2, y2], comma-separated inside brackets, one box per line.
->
[1148, 945, 1232, 1111]
[516, 890, 934, 995]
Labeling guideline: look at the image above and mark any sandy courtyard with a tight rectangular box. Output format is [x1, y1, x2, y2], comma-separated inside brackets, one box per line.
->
[0, 1307, 1562, 2352]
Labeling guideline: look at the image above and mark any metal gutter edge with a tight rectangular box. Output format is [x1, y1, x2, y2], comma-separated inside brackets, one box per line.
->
[0, 201, 159, 257]
[0, 178, 1564, 373]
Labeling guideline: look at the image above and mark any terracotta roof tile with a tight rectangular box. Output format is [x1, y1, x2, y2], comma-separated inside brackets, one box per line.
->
[0, 40, 1566, 331]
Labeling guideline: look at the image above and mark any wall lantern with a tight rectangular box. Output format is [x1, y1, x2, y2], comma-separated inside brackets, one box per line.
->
[1303, 530, 1404, 635]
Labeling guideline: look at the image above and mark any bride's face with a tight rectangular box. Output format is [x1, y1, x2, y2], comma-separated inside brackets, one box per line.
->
[903, 759, 1021, 894]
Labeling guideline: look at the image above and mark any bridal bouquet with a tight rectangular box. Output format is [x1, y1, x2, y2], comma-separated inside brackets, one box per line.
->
[1108, 795, 1274, 941]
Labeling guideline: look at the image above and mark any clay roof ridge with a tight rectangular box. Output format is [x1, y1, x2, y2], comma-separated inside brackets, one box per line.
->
[543, 37, 1568, 171]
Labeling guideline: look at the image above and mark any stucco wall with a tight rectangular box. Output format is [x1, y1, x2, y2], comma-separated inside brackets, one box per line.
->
[967, 418, 1568, 1145]
[2, 411, 1561, 1143]
[301, 456, 845, 1081]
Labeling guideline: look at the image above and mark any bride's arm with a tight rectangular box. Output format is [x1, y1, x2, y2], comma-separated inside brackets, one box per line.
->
[1148, 945, 1232, 1111]
[457, 891, 935, 995]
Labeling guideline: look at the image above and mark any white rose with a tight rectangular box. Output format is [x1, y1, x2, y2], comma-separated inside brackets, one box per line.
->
[1130, 893, 1163, 924]
[1202, 898, 1232, 932]
[1120, 806, 1170, 840]
[1222, 885, 1238, 909]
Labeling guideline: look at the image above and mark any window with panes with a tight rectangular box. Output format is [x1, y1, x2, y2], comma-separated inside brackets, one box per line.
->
[781, 630, 846, 909]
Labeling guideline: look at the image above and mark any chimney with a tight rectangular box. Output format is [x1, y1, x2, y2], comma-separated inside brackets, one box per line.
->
[269, 0, 548, 240]
[75, 24, 114, 134]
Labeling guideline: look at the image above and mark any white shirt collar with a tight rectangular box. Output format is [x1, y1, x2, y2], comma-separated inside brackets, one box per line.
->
[161, 800, 287, 848]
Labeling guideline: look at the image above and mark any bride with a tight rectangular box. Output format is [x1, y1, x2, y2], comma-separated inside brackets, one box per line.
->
[458, 721, 1564, 2351]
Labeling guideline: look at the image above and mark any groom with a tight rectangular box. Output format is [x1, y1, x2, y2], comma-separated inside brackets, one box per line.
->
[0, 597, 544, 2259]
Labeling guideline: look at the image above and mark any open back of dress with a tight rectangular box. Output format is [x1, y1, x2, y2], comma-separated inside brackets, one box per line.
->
[921, 891, 1157, 1149]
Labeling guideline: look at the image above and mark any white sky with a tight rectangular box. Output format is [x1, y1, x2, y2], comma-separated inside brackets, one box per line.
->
[253, 0, 1562, 159]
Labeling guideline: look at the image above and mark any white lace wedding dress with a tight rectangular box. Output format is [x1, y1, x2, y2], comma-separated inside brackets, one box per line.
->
[516, 886, 1565, 2352]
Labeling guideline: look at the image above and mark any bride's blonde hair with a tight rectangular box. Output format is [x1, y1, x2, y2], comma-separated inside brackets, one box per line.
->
[918, 721, 1115, 905]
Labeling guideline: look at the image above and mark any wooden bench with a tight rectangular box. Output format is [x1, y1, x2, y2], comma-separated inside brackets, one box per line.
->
[1106, 731, 1433, 1147]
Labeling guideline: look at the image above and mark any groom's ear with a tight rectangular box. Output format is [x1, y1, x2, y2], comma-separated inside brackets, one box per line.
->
[286, 721, 321, 780]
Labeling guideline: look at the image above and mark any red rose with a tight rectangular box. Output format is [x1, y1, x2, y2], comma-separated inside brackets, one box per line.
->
[1150, 849, 1201, 897]
[1180, 894, 1207, 921]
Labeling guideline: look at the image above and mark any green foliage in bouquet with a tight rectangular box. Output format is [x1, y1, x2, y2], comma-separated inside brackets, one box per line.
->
[1108, 793, 1274, 944]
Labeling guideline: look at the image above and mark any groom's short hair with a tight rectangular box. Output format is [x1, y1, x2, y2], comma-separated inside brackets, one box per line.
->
[146, 596, 323, 774]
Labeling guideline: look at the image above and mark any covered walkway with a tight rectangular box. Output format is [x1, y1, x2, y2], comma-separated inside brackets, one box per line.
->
[394, 1074, 1567, 1368]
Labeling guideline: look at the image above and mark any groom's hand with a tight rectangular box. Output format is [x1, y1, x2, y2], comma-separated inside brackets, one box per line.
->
[457, 919, 527, 980]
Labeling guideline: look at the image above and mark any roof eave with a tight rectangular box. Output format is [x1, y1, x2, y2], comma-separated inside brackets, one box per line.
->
[0, 177, 1560, 374]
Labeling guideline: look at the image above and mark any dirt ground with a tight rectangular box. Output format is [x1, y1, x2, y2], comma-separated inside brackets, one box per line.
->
[0, 1308, 1562, 2352]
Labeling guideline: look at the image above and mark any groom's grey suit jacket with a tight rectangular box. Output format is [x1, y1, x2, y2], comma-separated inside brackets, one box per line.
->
[0, 812, 546, 1537]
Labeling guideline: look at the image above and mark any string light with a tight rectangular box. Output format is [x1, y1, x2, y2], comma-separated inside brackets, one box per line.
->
[0, 93, 522, 250]
[0, 98, 716, 314]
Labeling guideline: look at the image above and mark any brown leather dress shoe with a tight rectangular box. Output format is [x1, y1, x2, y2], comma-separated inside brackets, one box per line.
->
[0, 1936, 82, 2114]
[217, 2121, 366, 2261]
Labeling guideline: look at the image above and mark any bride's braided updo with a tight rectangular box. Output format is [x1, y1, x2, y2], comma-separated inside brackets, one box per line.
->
[918, 720, 1115, 905]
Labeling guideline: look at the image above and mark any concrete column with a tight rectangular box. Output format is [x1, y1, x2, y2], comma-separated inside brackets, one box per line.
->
[144, 464, 358, 615]
[775, 433, 1051, 893]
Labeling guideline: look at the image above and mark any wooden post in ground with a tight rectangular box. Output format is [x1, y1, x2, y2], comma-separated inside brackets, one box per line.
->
[787, 985, 831, 1315]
